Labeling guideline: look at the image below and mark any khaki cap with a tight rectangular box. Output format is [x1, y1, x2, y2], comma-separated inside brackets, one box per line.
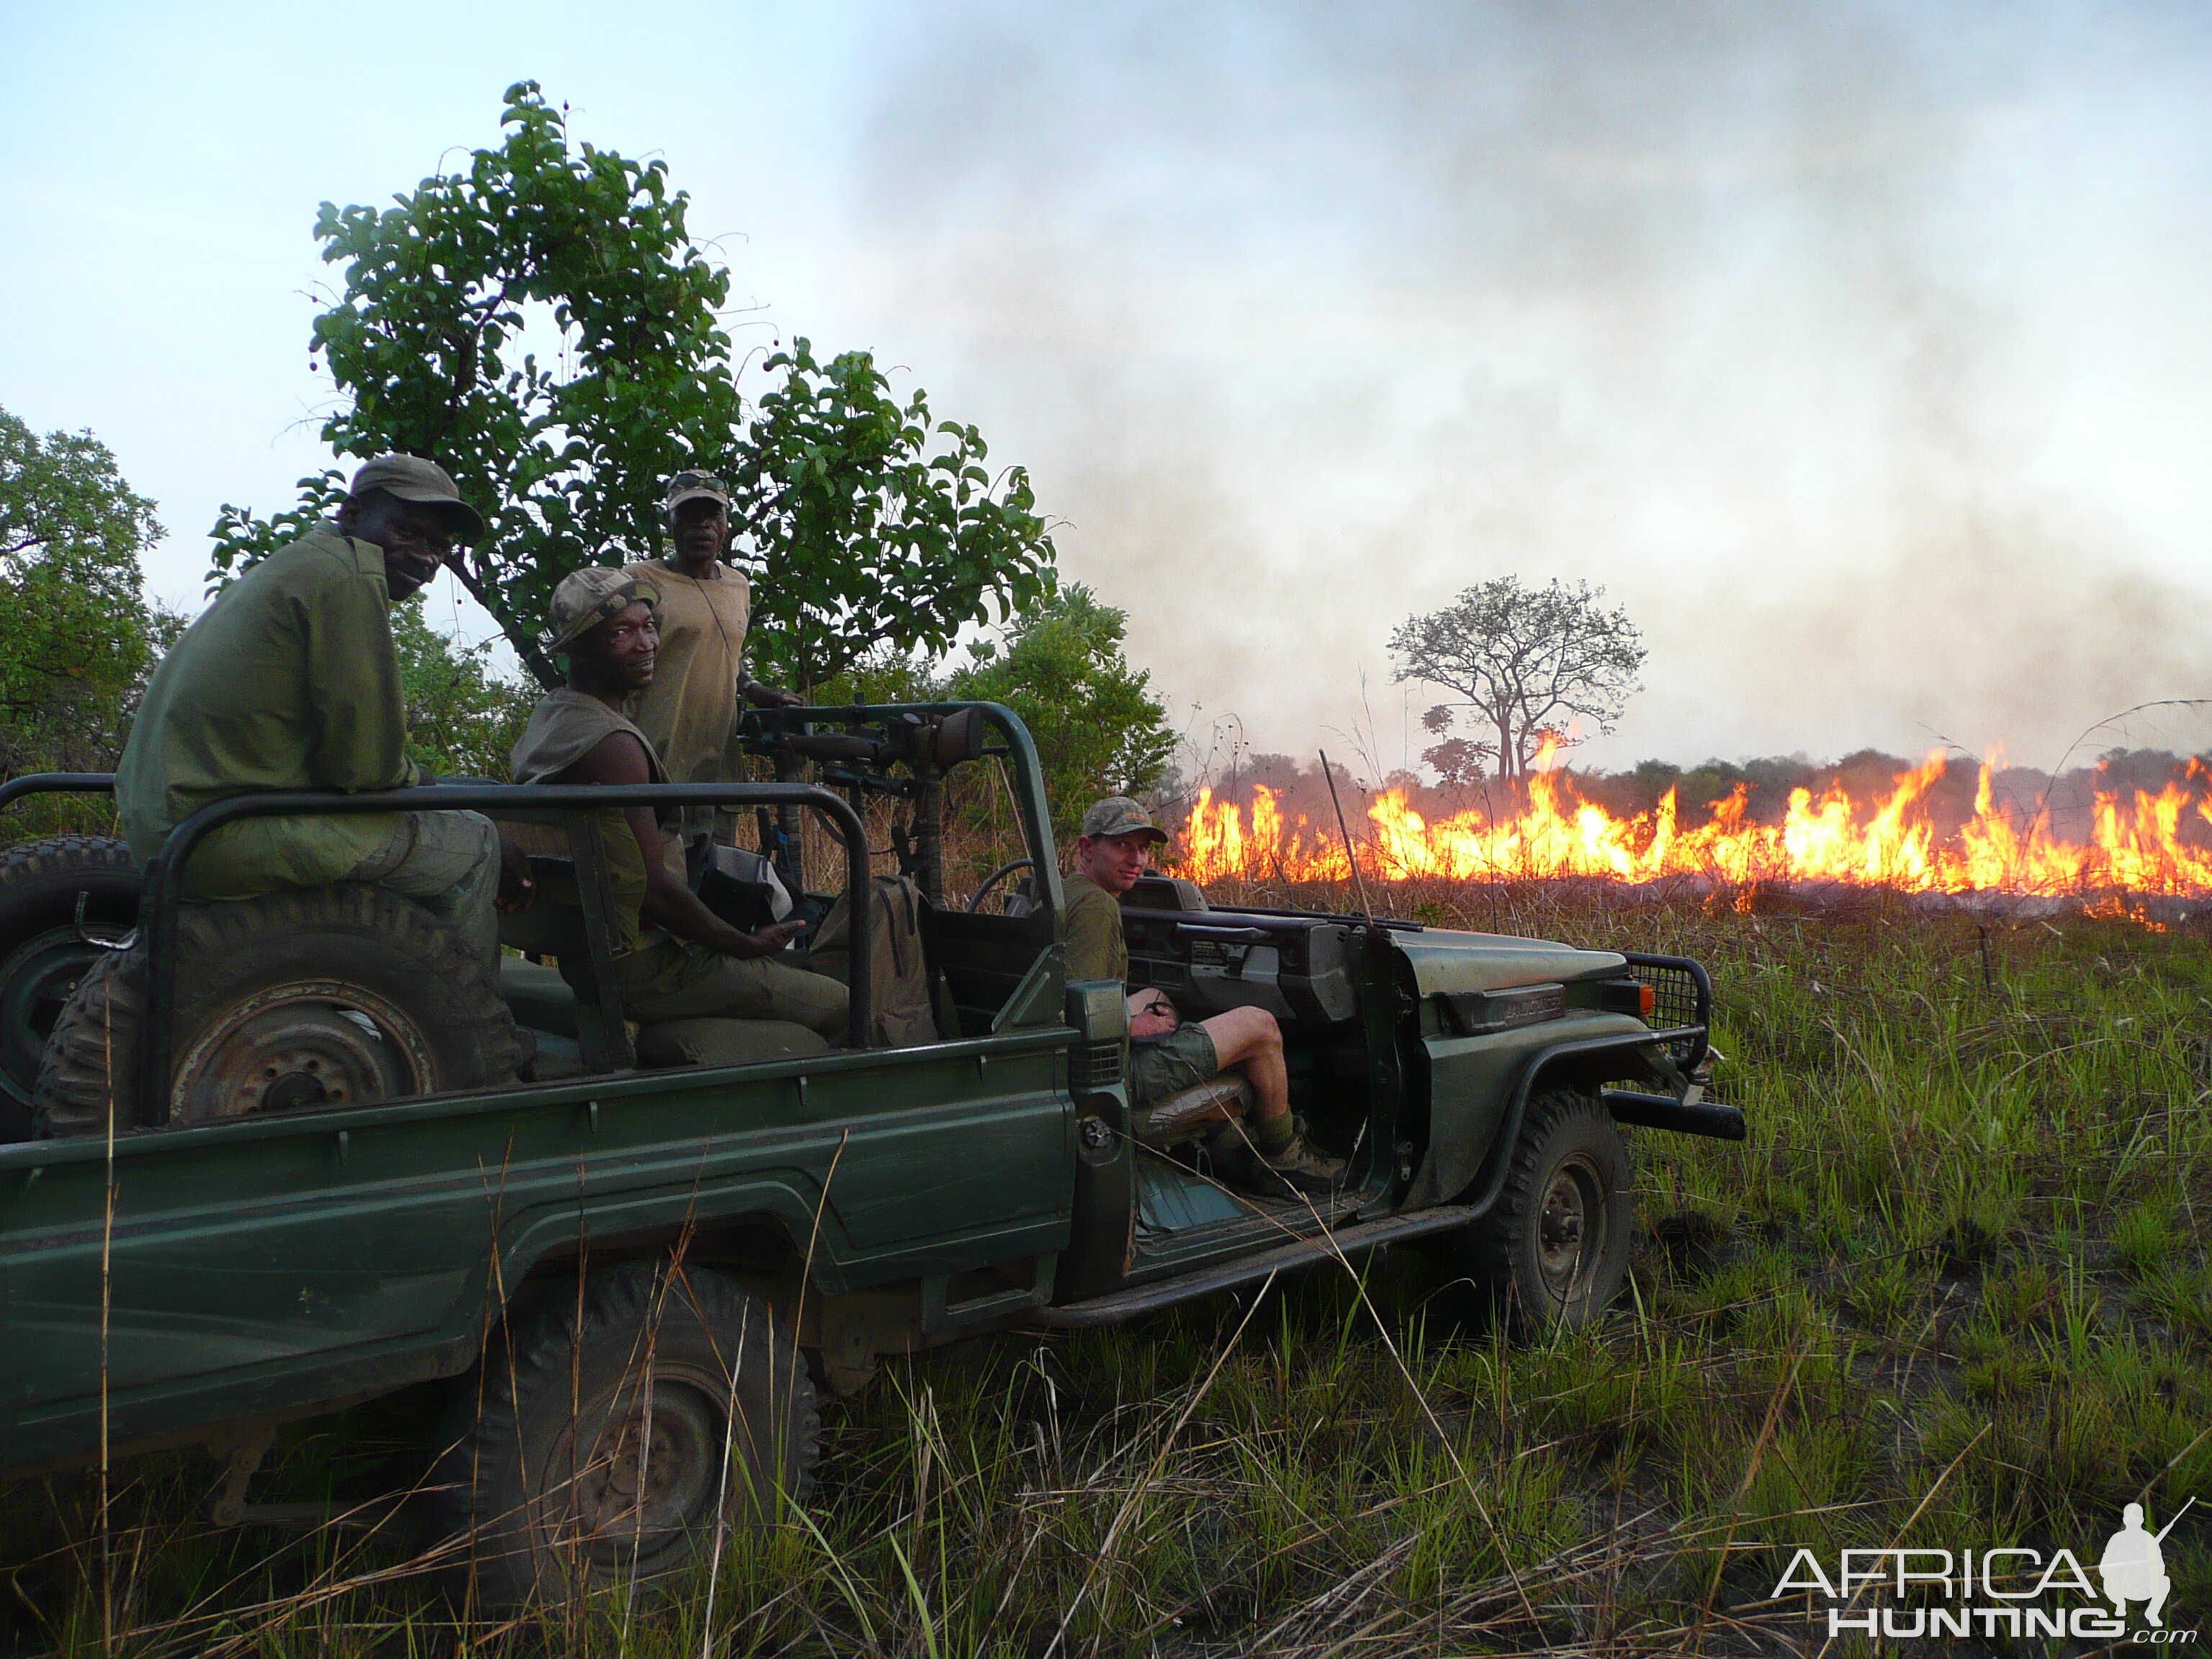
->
[665, 469, 732, 514]
[349, 454, 487, 543]
[1080, 796, 1167, 844]
[547, 567, 660, 653]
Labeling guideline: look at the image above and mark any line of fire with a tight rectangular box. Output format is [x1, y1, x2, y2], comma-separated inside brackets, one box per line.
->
[1169, 744, 2212, 924]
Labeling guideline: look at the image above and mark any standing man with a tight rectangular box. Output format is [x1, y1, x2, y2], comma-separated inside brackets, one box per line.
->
[1064, 797, 1345, 1195]
[117, 455, 523, 969]
[621, 469, 801, 881]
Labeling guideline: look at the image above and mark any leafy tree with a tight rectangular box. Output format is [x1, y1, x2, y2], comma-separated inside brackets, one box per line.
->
[211, 83, 1055, 691]
[734, 339, 1055, 691]
[1390, 577, 1647, 783]
[0, 407, 168, 773]
[951, 585, 1175, 842]
[390, 603, 535, 781]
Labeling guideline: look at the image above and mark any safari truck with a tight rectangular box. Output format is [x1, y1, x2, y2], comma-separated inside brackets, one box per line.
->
[0, 703, 1740, 1606]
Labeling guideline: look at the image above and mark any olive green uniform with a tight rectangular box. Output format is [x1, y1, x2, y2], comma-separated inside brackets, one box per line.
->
[619, 559, 750, 846]
[115, 522, 500, 963]
[510, 688, 846, 1038]
[1061, 871, 1128, 984]
[1061, 871, 1214, 1106]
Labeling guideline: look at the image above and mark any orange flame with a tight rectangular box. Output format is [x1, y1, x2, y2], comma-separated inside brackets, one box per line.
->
[1177, 748, 2212, 897]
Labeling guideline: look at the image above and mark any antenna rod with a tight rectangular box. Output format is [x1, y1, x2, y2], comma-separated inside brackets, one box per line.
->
[1318, 750, 1377, 928]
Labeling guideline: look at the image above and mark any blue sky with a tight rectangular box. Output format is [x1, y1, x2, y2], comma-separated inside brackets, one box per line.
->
[5, 1, 2211, 777]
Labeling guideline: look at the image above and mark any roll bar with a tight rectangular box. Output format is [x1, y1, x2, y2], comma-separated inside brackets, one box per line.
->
[0, 775, 873, 1128]
[747, 701, 1067, 919]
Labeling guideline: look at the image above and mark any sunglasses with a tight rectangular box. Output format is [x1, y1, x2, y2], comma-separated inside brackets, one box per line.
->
[668, 471, 729, 497]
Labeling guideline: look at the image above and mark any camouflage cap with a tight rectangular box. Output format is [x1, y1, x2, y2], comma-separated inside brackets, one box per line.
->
[547, 567, 660, 654]
[1079, 796, 1167, 844]
[349, 454, 487, 543]
[665, 469, 732, 515]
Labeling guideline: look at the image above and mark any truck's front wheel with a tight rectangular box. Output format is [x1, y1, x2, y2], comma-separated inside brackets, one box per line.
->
[434, 1262, 819, 1611]
[1439, 1089, 1633, 1334]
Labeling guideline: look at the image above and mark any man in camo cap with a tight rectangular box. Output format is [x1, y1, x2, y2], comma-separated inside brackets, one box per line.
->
[510, 567, 848, 1049]
[1063, 796, 1344, 1195]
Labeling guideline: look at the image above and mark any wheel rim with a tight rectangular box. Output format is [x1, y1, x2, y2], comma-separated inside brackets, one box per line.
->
[173, 979, 433, 1123]
[559, 1379, 724, 1570]
[0, 927, 109, 1105]
[1534, 1152, 1609, 1309]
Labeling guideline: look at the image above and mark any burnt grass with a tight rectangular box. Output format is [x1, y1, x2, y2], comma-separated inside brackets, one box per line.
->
[4, 880, 2210, 1656]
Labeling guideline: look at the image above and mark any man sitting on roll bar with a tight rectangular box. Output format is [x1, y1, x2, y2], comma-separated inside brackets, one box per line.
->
[510, 569, 848, 1047]
[116, 456, 529, 971]
[1064, 797, 1344, 1196]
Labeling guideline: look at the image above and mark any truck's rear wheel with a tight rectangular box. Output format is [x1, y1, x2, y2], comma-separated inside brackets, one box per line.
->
[0, 837, 139, 1138]
[434, 1262, 819, 1611]
[1436, 1089, 1633, 1334]
[32, 884, 525, 1135]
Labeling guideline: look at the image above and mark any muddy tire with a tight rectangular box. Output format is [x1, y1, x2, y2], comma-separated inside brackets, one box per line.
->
[1434, 1089, 1634, 1335]
[32, 884, 525, 1136]
[0, 837, 140, 1138]
[433, 1262, 819, 1612]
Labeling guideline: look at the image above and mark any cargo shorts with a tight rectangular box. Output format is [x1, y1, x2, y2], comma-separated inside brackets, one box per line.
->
[1128, 1022, 1218, 1108]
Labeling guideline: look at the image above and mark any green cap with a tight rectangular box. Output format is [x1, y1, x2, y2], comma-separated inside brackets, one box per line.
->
[547, 567, 660, 653]
[1079, 796, 1167, 844]
[349, 454, 487, 543]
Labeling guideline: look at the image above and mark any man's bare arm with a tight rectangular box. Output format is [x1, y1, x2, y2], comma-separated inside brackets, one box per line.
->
[565, 732, 804, 959]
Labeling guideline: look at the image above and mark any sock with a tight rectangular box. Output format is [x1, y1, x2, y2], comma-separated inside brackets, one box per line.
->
[1250, 1112, 1297, 1158]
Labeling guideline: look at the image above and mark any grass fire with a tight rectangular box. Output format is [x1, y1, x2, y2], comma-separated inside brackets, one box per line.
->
[1174, 745, 2212, 912]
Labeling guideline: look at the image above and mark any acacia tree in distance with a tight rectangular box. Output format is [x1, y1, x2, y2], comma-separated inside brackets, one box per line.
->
[211, 82, 1054, 690]
[1390, 577, 1647, 783]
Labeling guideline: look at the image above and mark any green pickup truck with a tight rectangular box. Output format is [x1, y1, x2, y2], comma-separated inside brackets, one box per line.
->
[0, 702, 1737, 1606]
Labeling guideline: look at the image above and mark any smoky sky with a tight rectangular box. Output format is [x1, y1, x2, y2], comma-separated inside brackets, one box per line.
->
[817, 1, 2212, 775]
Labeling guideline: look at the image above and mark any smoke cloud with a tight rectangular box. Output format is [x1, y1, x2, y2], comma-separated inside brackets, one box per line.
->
[816, 0, 2212, 774]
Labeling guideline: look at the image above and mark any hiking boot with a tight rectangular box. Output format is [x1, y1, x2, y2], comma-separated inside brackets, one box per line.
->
[1237, 1136, 1346, 1197]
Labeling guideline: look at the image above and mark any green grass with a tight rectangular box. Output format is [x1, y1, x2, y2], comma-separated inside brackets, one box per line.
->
[6, 885, 2211, 1655]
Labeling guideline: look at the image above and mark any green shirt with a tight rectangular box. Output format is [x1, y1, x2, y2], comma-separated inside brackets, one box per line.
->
[1062, 871, 1128, 985]
[116, 523, 420, 899]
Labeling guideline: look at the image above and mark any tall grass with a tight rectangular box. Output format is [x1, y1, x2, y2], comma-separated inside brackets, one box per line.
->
[6, 886, 2208, 1655]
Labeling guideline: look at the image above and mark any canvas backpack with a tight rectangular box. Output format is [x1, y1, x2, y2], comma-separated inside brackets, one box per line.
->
[809, 874, 940, 1048]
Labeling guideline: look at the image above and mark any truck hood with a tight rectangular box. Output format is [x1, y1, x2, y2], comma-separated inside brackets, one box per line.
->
[1392, 929, 1627, 995]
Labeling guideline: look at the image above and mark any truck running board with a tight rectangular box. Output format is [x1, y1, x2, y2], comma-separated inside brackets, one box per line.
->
[1603, 1088, 1748, 1141]
[1033, 1203, 1484, 1328]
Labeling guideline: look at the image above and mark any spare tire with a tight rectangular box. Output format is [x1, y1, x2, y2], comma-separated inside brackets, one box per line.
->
[0, 837, 140, 1140]
[34, 884, 528, 1136]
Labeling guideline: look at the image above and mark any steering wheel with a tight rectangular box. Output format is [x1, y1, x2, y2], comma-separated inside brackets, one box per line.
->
[968, 858, 1037, 914]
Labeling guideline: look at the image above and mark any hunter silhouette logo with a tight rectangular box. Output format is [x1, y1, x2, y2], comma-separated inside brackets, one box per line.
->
[1772, 1496, 2198, 1642]
[2102, 1499, 2193, 1629]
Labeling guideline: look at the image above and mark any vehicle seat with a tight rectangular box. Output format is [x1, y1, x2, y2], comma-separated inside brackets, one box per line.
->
[1137, 1073, 1252, 1150]
[634, 1018, 830, 1068]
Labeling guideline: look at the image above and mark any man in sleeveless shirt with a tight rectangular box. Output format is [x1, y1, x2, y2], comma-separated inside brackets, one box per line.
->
[510, 568, 848, 1040]
[620, 471, 802, 881]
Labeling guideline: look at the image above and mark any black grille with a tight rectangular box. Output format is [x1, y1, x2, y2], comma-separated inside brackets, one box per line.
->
[1624, 953, 1712, 1071]
[1069, 1039, 1125, 1093]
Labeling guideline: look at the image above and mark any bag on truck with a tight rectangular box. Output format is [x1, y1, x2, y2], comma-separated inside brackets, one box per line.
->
[809, 874, 940, 1048]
